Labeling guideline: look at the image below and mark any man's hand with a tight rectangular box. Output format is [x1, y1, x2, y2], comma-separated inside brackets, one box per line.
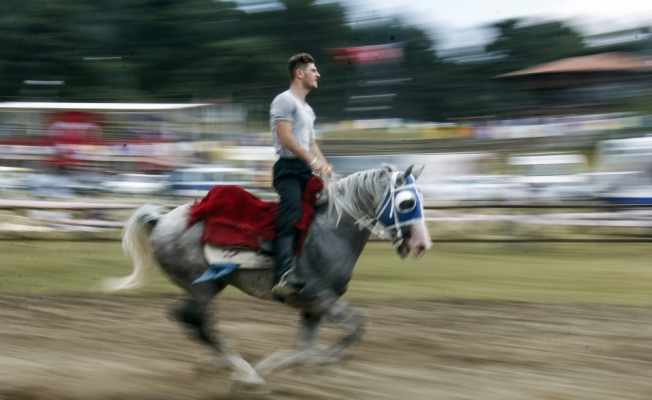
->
[321, 163, 334, 178]
[310, 158, 334, 178]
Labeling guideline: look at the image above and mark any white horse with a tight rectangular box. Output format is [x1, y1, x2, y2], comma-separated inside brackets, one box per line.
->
[104, 164, 431, 392]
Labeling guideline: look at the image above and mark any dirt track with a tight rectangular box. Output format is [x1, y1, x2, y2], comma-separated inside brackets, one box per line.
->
[1, 296, 652, 400]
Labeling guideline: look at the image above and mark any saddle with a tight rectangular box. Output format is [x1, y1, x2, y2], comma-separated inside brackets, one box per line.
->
[188, 176, 324, 285]
[188, 176, 324, 253]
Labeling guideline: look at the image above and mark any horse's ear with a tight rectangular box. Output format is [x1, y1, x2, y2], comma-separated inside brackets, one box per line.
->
[396, 165, 414, 186]
[412, 165, 425, 181]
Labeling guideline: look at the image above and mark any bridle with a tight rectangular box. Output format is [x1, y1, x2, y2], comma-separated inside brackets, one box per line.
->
[375, 171, 425, 244]
[364, 171, 425, 247]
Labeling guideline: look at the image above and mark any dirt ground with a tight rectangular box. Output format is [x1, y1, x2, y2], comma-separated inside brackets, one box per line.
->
[1, 296, 652, 400]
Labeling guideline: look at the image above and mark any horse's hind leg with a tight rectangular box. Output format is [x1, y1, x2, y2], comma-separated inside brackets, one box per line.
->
[173, 285, 267, 392]
[174, 299, 229, 369]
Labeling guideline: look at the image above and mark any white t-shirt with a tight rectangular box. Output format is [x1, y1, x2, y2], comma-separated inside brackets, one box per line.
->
[270, 90, 316, 158]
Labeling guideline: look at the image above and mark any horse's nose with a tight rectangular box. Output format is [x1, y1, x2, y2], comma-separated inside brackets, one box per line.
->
[411, 240, 431, 260]
[407, 221, 431, 260]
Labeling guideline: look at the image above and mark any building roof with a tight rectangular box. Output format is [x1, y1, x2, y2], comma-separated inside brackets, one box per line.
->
[498, 52, 652, 78]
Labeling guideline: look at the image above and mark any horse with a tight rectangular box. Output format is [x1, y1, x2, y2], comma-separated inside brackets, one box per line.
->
[103, 164, 431, 393]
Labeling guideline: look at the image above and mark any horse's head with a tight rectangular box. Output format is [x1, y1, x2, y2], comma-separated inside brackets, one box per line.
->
[375, 165, 432, 260]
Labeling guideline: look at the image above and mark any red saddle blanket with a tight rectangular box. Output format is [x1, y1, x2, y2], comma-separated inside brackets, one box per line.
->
[187, 176, 324, 255]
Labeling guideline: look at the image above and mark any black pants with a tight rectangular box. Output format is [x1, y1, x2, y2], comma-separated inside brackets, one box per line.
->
[273, 158, 313, 238]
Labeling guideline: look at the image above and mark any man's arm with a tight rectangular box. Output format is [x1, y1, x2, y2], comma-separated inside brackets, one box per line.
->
[276, 121, 312, 163]
[276, 121, 332, 177]
[309, 140, 325, 163]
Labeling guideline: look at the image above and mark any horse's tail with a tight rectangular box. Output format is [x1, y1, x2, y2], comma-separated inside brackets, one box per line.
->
[103, 204, 164, 292]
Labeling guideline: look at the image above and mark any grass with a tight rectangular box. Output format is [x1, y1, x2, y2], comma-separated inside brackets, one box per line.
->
[350, 242, 652, 305]
[0, 240, 180, 296]
[0, 240, 651, 306]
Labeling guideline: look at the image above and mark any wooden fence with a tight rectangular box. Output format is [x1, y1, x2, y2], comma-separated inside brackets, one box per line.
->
[1, 199, 652, 242]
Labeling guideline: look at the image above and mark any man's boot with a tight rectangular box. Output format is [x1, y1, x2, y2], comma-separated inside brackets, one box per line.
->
[271, 234, 306, 297]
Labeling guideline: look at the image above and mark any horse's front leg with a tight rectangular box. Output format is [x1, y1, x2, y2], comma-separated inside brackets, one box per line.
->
[254, 301, 370, 377]
[298, 311, 323, 350]
[254, 311, 324, 377]
[322, 300, 370, 360]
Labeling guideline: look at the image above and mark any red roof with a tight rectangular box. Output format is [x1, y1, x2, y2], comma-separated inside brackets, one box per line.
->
[498, 52, 652, 77]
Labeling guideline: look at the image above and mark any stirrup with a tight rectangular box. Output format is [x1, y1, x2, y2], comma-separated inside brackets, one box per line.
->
[271, 270, 305, 298]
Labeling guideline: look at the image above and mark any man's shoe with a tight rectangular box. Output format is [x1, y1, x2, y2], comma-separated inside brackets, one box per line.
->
[271, 269, 306, 298]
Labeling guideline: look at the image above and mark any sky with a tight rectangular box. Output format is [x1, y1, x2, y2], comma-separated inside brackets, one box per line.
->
[343, 0, 652, 50]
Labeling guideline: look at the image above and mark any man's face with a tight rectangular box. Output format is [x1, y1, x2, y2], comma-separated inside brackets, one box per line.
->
[299, 63, 320, 91]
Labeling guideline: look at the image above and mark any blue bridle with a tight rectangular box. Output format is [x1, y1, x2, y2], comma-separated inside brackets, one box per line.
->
[373, 172, 425, 240]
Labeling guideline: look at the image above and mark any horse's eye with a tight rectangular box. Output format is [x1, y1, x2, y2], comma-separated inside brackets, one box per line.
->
[395, 190, 416, 213]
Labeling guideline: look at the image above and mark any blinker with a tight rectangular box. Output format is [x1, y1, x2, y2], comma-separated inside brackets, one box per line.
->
[394, 190, 416, 213]
[375, 172, 424, 232]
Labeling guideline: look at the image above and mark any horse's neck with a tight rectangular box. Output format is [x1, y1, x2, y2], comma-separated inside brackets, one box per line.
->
[321, 204, 372, 245]
[320, 170, 388, 247]
[304, 169, 388, 278]
[305, 195, 375, 269]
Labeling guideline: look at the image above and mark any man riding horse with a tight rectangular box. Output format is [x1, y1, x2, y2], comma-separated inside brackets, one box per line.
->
[103, 54, 433, 395]
[270, 53, 333, 297]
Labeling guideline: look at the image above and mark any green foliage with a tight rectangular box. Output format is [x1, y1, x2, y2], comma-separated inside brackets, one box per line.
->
[0, 2, 638, 121]
[0, 0, 352, 103]
[487, 19, 586, 74]
[433, 18, 589, 119]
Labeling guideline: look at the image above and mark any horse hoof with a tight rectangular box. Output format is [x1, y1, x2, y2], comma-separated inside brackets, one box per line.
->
[311, 355, 339, 366]
[195, 356, 231, 373]
[230, 379, 270, 395]
[230, 369, 268, 394]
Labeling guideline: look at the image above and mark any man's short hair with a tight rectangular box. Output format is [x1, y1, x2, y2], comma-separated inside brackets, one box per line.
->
[288, 53, 315, 82]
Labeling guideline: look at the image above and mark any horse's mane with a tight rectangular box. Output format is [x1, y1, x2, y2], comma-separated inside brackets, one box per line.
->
[327, 165, 395, 229]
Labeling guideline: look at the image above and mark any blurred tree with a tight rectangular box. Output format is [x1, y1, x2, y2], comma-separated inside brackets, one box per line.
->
[0, 0, 98, 99]
[110, 0, 254, 100]
[487, 19, 586, 74]
[429, 19, 589, 120]
[0, 2, 607, 122]
[324, 20, 441, 121]
[396, 26, 441, 120]
[262, 0, 353, 118]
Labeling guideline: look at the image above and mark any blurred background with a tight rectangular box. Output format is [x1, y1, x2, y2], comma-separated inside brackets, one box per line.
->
[4, 2, 652, 399]
[0, 0, 652, 211]
[1, 0, 652, 240]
